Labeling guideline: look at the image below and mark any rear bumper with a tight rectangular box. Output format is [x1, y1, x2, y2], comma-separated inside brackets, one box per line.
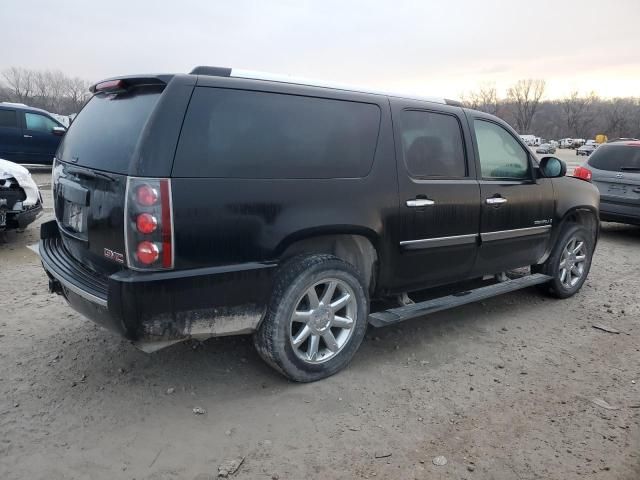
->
[39, 220, 276, 350]
[600, 200, 640, 225]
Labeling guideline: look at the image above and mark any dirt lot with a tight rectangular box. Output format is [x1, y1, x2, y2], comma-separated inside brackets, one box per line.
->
[1, 171, 638, 480]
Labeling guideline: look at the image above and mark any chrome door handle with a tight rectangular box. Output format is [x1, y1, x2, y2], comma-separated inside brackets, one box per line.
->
[486, 197, 507, 205]
[406, 198, 435, 207]
[23, 134, 32, 138]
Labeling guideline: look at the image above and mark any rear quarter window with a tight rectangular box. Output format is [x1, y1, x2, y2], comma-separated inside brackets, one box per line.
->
[173, 88, 381, 178]
[0, 109, 18, 128]
[588, 145, 640, 171]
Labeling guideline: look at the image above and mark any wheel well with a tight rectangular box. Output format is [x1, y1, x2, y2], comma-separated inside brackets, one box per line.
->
[279, 234, 378, 292]
[562, 208, 599, 243]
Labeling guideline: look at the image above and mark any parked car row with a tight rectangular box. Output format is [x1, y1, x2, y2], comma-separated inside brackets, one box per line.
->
[577, 144, 597, 156]
[536, 143, 556, 154]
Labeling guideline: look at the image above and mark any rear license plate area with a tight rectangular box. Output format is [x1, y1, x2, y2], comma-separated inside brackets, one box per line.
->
[607, 184, 628, 196]
[62, 200, 86, 234]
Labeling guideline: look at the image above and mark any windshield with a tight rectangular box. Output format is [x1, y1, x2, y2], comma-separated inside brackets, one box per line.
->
[57, 85, 163, 174]
[588, 144, 640, 171]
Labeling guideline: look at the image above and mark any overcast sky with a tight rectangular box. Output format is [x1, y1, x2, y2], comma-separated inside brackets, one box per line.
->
[3, 0, 639, 99]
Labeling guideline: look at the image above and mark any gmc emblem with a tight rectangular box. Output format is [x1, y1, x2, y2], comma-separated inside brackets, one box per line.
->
[104, 248, 124, 264]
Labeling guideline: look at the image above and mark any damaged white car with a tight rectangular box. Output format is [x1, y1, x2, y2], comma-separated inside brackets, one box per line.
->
[0, 159, 43, 232]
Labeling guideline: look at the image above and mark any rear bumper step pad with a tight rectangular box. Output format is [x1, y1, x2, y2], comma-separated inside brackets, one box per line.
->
[369, 273, 552, 327]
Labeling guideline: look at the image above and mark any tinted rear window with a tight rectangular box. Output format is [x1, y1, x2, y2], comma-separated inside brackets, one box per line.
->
[588, 145, 640, 171]
[399, 110, 466, 178]
[57, 86, 162, 173]
[173, 88, 381, 178]
[0, 109, 17, 128]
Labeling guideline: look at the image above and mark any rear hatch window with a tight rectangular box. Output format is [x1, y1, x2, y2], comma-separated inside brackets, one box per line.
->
[588, 144, 640, 172]
[57, 86, 163, 174]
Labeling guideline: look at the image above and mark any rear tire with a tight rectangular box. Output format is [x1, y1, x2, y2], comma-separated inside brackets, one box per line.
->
[534, 223, 594, 298]
[253, 254, 369, 382]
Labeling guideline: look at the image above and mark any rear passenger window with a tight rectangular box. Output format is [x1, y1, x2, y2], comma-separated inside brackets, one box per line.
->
[173, 88, 381, 178]
[399, 110, 466, 178]
[0, 109, 17, 128]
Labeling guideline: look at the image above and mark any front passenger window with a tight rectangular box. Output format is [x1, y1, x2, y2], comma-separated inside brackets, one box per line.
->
[474, 120, 530, 179]
[25, 113, 59, 133]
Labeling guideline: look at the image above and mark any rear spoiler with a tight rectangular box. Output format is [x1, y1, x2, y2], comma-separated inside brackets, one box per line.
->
[89, 74, 174, 93]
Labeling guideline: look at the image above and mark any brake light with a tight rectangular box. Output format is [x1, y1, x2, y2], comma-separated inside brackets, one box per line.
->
[125, 177, 174, 270]
[136, 241, 159, 265]
[136, 213, 158, 234]
[94, 79, 126, 93]
[573, 166, 593, 182]
[136, 184, 159, 206]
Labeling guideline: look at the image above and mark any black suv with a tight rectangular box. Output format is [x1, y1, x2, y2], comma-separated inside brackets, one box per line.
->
[40, 67, 600, 381]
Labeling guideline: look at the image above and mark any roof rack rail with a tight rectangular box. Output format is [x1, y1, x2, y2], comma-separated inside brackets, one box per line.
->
[444, 98, 464, 107]
[189, 66, 231, 77]
[188, 65, 450, 105]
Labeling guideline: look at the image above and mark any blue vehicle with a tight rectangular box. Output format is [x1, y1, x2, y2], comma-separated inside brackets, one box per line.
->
[0, 102, 66, 165]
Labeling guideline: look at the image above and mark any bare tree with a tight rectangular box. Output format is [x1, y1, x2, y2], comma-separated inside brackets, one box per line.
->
[33, 70, 52, 109]
[2, 67, 35, 103]
[463, 83, 500, 115]
[65, 77, 92, 112]
[47, 70, 68, 112]
[506, 79, 546, 133]
[604, 98, 637, 139]
[1, 66, 92, 114]
[561, 91, 598, 138]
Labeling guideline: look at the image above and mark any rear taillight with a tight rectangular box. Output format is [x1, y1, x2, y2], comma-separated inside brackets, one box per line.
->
[573, 166, 593, 182]
[136, 241, 159, 265]
[136, 184, 159, 206]
[125, 177, 174, 270]
[136, 213, 158, 234]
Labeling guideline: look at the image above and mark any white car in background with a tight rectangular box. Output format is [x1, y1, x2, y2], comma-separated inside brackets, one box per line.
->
[0, 159, 43, 232]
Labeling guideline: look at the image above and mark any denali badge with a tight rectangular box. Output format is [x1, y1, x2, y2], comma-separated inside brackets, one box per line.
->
[104, 248, 124, 264]
[533, 219, 552, 225]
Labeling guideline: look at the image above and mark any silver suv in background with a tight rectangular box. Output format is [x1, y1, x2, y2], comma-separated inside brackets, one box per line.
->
[575, 140, 640, 225]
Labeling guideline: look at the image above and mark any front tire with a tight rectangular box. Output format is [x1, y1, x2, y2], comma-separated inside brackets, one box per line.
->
[253, 254, 369, 382]
[535, 223, 594, 298]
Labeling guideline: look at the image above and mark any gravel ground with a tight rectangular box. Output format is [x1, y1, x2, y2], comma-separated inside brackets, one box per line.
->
[0, 170, 638, 480]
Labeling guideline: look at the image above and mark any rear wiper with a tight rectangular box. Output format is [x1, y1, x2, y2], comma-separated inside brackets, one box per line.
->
[620, 167, 640, 172]
[66, 166, 115, 182]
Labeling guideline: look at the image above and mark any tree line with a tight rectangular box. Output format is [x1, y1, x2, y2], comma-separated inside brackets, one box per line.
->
[461, 79, 640, 141]
[1, 67, 639, 140]
[0, 67, 91, 116]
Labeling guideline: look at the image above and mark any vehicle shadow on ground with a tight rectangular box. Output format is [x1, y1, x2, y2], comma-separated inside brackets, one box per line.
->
[60, 285, 545, 399]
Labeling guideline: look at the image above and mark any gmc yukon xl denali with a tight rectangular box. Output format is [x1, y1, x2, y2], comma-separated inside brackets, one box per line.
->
[40, 67, 599, 381]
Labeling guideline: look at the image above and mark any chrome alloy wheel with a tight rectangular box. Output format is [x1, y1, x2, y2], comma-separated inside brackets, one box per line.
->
[289, 278, 357, 364]
[558, 237, 587, 289]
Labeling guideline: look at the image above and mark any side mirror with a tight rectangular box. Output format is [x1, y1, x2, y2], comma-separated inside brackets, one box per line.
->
[539, 156, 566, 178]
[52, 126, 66, 136]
